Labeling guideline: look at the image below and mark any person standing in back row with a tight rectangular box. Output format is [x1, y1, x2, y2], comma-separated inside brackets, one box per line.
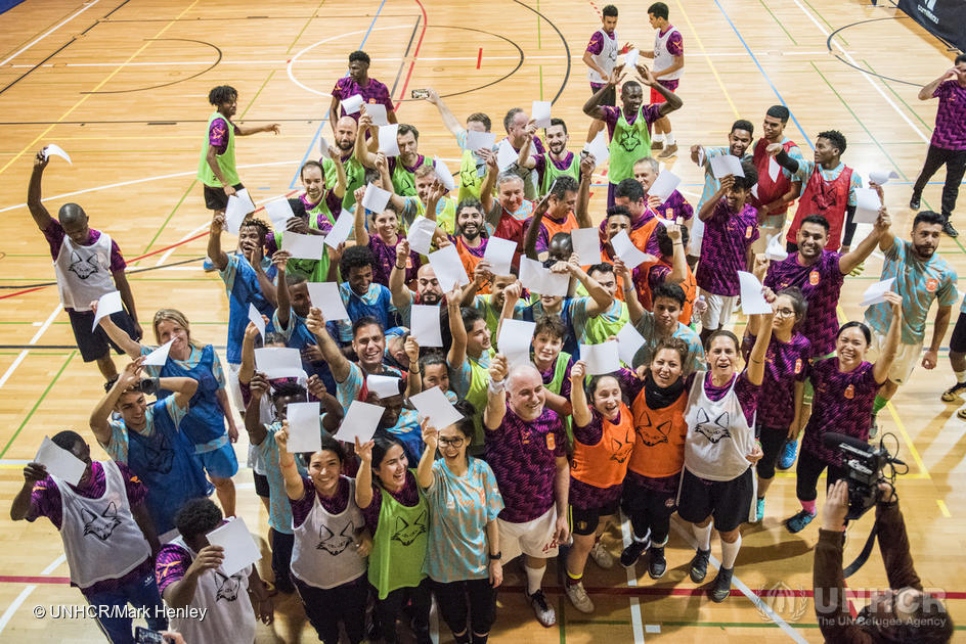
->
[582, 5, 631, 145]
[641, 2, 684, 159]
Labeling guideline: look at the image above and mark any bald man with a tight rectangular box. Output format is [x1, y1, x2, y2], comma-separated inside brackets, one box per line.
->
[322, 116, 368, 212]
[27, 148, 142, 381]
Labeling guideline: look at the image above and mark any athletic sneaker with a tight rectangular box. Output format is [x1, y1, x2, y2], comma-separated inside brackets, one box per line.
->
[590, 541, 615, 569]
[620, 537, 650, 568]
[777, 439, 798, 471]
[564, 581, 595, 613]
[756, 496, 766, 522]
[710, 567, 734, 603]
[941, 381, 966, 402]
[658, 144, 678, 159]
[943, 218, 959, 238]
[651, 140, 664, 150]
[648, 546, 667, 579]
[689, 548, 711, 583]
[526, 589, 556, 627]
[785, 510, 816, 534]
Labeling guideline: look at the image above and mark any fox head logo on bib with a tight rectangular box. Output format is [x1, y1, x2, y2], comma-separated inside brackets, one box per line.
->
[82, 502, 121, 541]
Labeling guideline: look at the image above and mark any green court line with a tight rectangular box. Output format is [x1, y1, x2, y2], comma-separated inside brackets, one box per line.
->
[286, 0, 329, 55]
[558, 596, 566, 644]
[137, 179, 198, 259]
[239, 70, 277, 120]
[759, 0, 798, 45]
[0, 350, 76, 459]
[536, 0, 542, 49]
[860, 59, 933, 132]
[801, 0, 848, 45]
[658, 620, 818, 629]
[539, 66, 545, 101]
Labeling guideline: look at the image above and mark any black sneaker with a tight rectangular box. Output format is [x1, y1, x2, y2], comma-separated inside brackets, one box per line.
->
[942, 381, 966, 402]
[620, 538, 650, 568]
[910, 194, 921, 210]
[943, 219, 959, 238]
[710, 567, 734, 603]
[689, 548, 711, 583]
[648, 546, 667, 579]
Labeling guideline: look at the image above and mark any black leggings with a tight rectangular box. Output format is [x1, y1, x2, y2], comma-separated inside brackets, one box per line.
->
[374, 579, 433, 644]
[622, 475, 678, 545]
[294, 575, 367, 644]
[270, 529, 295, 593]
[795, 449, 847, 502]
[430, 577, 497, 638]
[756, 423, 790, 481]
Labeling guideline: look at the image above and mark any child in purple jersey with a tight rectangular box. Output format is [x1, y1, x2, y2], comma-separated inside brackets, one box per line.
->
[695, 161, 759, 345]
[784, 292, 903, 534]
[741, 288, 811, 521]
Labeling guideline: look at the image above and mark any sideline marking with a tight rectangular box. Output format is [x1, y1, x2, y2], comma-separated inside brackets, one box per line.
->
[0, 0, 102, 67]
[619, 517, 646, 643]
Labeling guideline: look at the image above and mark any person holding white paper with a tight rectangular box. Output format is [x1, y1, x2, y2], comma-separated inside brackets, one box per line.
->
[390, 240, 445, 326]
[448, 306, 495, 445]
[749, 106, 804, 253]
[497, 107, 545, 200]
[11, 431, 168, 644]
[523, 159, 596, 262]
[355, 436, 432, 644]
[90, 359, 211, 536]
[276, 430, 371, 644]
[329, 50, 396, 131]
[563, 360, 637, 614]
[27, 148, 142, 381]
[335, 245, 397, 344]
[518, 118, 581, 195]
[353, 186, 421, 287]
[357, 112, 433, 197]
[447, 200, 492, 293]
[785, 293, 903, 535]
[640, 2, 684, 159]
[695, 163, 760, 344]
[198, 85, 280, 217]
[863, 211, 957, 433]
[677, 311, 773, 603]
[479, 152, 534, 267]
[156, 499, 274, 644]
[631, 222, 696, 325]
[417, 409, 505, 644]
[631, 157, 694, 223]
[463, 266, 527, 341]
[388, 162, 460, 235]
[323, 116, 369, 212]
[568, 262, 625, 346]
[424, 89, 494, 202]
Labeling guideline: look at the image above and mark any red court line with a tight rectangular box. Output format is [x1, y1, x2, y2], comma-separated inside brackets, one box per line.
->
[393, 0, 428, 111]
[0, 575, 70, 584]
[500, 584, 966, 601]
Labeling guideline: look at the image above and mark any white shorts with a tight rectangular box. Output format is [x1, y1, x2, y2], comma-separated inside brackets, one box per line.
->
[699, 290, 738, 330]
[866, 330, 922, 385]
[498, 507, 560, 562]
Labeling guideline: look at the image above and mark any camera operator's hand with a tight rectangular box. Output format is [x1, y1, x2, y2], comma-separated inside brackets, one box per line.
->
[820, 479, 849, 531]
[877, 480, 897, 504]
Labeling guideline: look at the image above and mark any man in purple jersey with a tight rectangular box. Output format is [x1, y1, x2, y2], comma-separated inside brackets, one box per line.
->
[484, 356, 569, 628]
[633, 156, 694, 222]
[910, 54, 966, 237]
[328, 50, 397, 132]
[581, 4, 631, 144]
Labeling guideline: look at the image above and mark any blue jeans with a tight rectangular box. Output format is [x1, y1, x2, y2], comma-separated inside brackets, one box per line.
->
[83, 570, 168, 644]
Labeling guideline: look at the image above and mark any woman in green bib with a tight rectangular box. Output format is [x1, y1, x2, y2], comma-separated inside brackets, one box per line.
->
[356, 435, 432, 644]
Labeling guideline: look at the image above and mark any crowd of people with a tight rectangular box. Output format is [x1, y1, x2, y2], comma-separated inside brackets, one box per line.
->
[9, 2, 966, 642]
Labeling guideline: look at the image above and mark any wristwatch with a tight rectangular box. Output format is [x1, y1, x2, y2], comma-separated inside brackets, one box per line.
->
[488, 552, 502, 561]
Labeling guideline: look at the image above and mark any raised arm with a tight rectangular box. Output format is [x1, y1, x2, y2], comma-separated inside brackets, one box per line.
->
[919, 68, 956, 100]
[244, 372, 271, 446]
[563, 254, 612, 316]
[872, 292, 904, 384]
[583, 66, 623, 120]
[354, 112, 379, 169]
[425, 89, 463, 138]
[389, 239, 413, 310]
[575, 154, 596, 229]
[207, 213, 230, 271]
[404, 336, 422, 398]
[639, 65, 682, 117]
[483, 354, 509, 430]
[841, 203, 891, 275]
[745, 309, 775, 386]
[354, 437, 375, 509]
[26, 150, 54, 230]
[614, 258, 645, 324]
[275, 423, 306, 501]
[272, 251, 293, 331]
[699, 176, 732, 222]
[445, 285, 468, 369]
[89, 360, 143, 446]
[479, 150, 499, 217]
[94, 300, 143, 358]
[305, 306, 352, 383]
[569, 361, 592, 427]
[352, 193, 371, 248]
[516, 130, 536, 170]
[523, 195, 549, 261]
[416, 419, 437, 489]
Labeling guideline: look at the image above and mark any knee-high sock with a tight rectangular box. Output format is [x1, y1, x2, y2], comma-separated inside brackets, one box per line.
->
[692, 522, 713, 551]
[721, 534, 742, 569]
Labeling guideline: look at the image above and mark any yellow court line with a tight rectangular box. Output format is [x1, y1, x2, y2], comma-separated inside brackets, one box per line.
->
[937, 499, 951, 517]
[672, 0, 740, 119]
[0, 0, 201, 177]
[884, 400, 930, 479]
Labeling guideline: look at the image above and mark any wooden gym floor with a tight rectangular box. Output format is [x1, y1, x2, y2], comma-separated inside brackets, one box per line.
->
[0, 0, 964, 641]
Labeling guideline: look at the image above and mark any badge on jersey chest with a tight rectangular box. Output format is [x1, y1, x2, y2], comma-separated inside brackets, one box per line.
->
[794, 358, 803, 374]
[546, 433, 556, 451]
[809, 270, 820, 286]
[745, 226, 753, 239]
[844, 384, 855, 400]
[926, 278, 938, 293]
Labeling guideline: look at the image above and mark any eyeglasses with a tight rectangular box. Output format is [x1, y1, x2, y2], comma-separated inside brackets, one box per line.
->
[774, 308, 796, 318]
[438, 437, 465, 448]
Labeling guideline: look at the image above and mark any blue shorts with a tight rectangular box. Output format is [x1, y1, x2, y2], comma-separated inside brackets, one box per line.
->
[195, 442, 239, 479]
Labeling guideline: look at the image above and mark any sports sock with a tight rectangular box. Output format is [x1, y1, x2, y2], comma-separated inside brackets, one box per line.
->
[524, 564, 545, 595]
[801, 499, 817, 515]
[720, 534, 742, 569]
[692, 522, 713, 551]
[955, 369, 966, 384]
[666, 132, 676, 146]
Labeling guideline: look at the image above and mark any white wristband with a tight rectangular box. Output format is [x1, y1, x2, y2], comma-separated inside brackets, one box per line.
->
[488, 380, 505, 394]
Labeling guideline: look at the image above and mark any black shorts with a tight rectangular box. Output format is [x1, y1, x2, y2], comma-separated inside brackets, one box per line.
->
[950, 311, 966, 354]
[569, 499, 620, 536]
[676, 467, 754, 533]
[203, 183, 244, 211]
[253, 471, 271, 499]
[590, 82, 617, 107]
[68, 308, 140, 363]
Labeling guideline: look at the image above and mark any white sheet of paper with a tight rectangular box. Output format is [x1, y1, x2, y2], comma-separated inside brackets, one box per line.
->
[378, 124, 400, 157]
[411, 304, 443, 348]
[248, 303, 265, 339]
[434, 157, 456, 191]
[409, 387, 463, 430]
[710, 154, 745, 179]
[737, 271, 772, 315]
[143, 339, 175, 367]
[334, 400, 384, 444]
[255, 347, 304, 379]
[570, 228, 601, 264]
[498, 319, 536, 366]
[583, 131, 610, 165]
[868, 169, 899, 185]
[616, 324, 646, 367]
[367, 374, 401, 399]
[860, 278, 896, 307]
[624, 48, 640, 69]
[324, 209, 354, 249]
[407, 216, 437, 256]
[283, 232, 327, 260]
[35, 436, 86, 486]
[366, 103, 389, 126]
[340, 94, 364, 114]
[853, 188, 882, 225]
[611, 230, 653, 268]
[532, 101, 552, 128]
[428, 245, 470, 291]
[768, 156, 781, 182]
[92, 291, 123, 330]
[580, 341, 621, 375]
[264, 198, 296, 227]
[225, 189, 255, 234]
[542, 270, 570, 297]
[285, 402, 322, 453]
[496, 139, 517, 171]
[519, 257, 543, 287]
[647, 170, 681, 204]
[465, 130, 496, 152]
[361, 182, 392, 214]
[206, 517, 262, 578]
[698, 147, 706, 168]
[306, 282, 349, 321]
[44, 143, 72, 165]
[482, 236, 516, 277]
[318, 136, 331, 159]
[764, 234, 788, 262]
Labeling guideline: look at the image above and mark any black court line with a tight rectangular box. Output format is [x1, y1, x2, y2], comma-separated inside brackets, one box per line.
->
[390, 16, 422, 98]
[827, 15, 923, 87]
[0, 38, 76, 97]
[80, 38, 222, 94]
[511, 0, 570, 104]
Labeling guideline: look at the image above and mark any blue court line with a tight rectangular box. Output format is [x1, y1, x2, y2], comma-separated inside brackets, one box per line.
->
[288, 0, 388, 189]
[711, 0, 814, 151]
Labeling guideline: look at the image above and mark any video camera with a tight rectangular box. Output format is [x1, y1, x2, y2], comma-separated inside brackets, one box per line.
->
[823, 432, 906, 521]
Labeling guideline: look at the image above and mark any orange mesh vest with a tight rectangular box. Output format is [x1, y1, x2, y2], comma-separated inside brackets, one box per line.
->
[629, 388, 688, 478]
[571, 404, 636, 488]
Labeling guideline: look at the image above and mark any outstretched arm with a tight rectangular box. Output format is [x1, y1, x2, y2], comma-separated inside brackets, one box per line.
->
[575, 154, 596, 229]
[26, 150, 54, 230]
[483, 355, 509, 430]
[305, 307, 352, 383]
[872, 292, 903, 384]
[841, 204, 890, 275]
[425, 89, 464, 138]
[583, 66, 623, 121]
[638, 65, 682, 116]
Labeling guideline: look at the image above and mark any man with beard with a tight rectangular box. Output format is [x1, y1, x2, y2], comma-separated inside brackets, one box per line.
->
[484, 358, 569, 628]
[390, 239, 445, 326]
[323, 116, 367, 212]
[447, 199, 490, 290]
[583, 63, 682, 206]
[390, 164, 458, 234]
[863, 210, 957, 435]
[632, 156, 693, 223]
[689, 120, 754, 265]
[517, 118, 581, 194]
[357, 113, 433, 198]
[750, 106, 804, 253]
[329, 50, 396, 130]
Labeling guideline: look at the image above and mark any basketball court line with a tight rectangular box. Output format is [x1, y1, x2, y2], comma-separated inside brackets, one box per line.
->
[0, 0, 104, 68]
[0, 555, 66, 635]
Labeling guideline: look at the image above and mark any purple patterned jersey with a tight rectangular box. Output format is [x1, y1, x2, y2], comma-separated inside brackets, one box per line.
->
[764, 251, 844, 358]
[930, 81, 966, 151]
[695, 200, 759, 296]
[801, 359, 880, 466]
[290, 475, 352, 528]
[332, 77, 394, 120]
[742, 332, 811, 428]
[655, 189, 694, 221]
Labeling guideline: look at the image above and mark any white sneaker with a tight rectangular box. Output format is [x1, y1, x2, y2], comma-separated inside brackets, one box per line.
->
[565, 581, 595, 613]
[590, 541, 615, 569]
[526, 588, 556, 627]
